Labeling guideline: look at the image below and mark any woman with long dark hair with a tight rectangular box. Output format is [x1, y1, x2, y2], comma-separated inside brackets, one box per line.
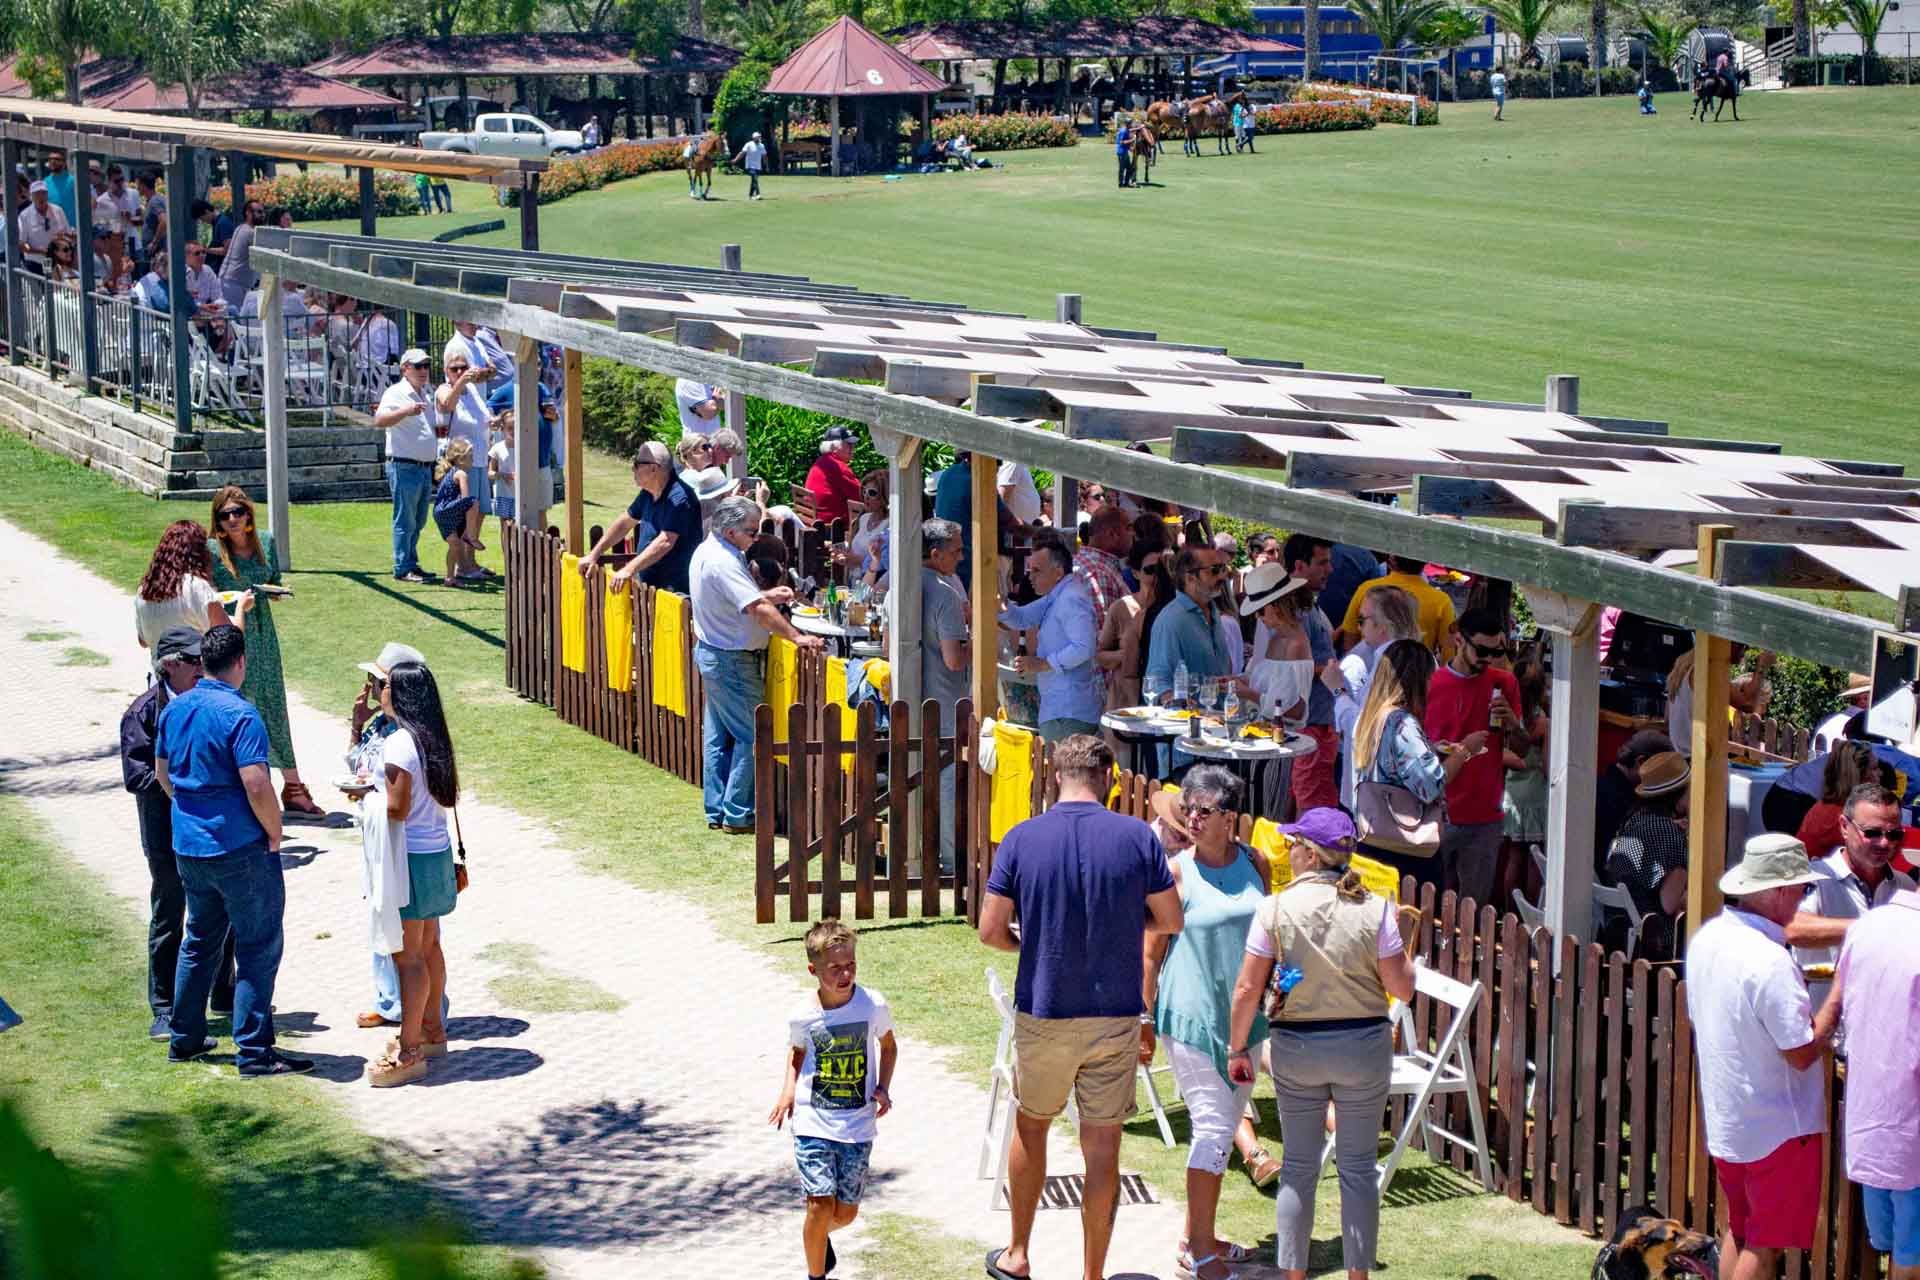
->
[207, 486, 320, 816]
[367, 660, 459, 1087]
[135, 519, 243, 676]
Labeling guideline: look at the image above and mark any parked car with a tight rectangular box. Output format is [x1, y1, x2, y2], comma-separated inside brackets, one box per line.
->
[419, 113, 585, 159]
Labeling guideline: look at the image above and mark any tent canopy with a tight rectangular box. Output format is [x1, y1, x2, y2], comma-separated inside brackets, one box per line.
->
[889, 17, 1300, 61]
[766, 16, 948, 97]
[0, 55, 404, 113]
[307, 33, 741, 80]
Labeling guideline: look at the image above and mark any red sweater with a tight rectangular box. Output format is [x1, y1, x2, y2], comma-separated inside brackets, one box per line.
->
[805, 453, 862, 525]
[1422, 662, 1522, 826]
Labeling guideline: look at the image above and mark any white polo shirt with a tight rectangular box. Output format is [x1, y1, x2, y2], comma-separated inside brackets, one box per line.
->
[689, 532, 767, 651]
[1792, 849, 1917, 1009]
[1685, 907, 1826, 1163]
[379, 378, 440, 463]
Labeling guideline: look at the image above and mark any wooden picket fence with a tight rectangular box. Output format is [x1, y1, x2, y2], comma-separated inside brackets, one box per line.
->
[1734, 711, 1817, 763]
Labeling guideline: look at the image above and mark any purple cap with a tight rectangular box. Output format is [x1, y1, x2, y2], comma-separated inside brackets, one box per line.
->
[1278, 807, 1356, 857]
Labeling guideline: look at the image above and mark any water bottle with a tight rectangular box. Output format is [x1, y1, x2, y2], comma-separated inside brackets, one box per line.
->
[1174, 660, 1190, 709]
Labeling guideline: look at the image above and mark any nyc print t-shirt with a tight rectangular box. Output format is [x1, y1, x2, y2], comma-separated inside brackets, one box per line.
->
[787, 985, 892, 1143]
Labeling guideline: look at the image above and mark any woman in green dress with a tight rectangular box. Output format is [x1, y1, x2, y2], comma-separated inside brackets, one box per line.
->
[208, 486, 324, 817]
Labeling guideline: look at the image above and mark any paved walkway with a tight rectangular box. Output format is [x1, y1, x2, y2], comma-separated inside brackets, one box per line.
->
[0, 517, 1206, 1280]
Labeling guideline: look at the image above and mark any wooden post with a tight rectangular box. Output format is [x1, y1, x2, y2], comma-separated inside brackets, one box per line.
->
[1687, 524, 1735, 932]
[1546, 372, 1580, 415]
[1525, 586, 1600, 944]
[166, 146, 195, 437]
[509, 334, 543, 528]
[358, 165, 377, 237]
[259, 269, 292, 568]
[73, 148, 99, 390]
[830, 96, 842, 178]
[227, 151, 248, 217]
[722, 243, 748, 477]
[1050, 292, 1083, 529]
[721, 243, 742, 272]
[519, 174, 540, 250]
[1, 138, 23, 365]
[970, 445, 999, 718]
[875, 426, 926, 727]
[563, 347, 585, 554]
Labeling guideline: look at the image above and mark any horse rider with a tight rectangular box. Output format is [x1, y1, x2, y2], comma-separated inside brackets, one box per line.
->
[1713, 49, 1737, 95]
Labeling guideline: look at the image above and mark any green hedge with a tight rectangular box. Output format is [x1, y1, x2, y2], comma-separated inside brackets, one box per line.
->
[208, 172, 419, 220]
[929, 113, 1079, 151]
[1783, 53, 1918, 85]
[713, 59, 779, 153]
[506, 139, 686, 206]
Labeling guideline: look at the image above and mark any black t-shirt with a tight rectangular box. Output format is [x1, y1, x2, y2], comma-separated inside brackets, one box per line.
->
[626, 475, 702, 595]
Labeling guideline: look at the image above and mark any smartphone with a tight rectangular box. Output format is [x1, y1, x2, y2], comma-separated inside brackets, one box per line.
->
[745, 475, 764, 492]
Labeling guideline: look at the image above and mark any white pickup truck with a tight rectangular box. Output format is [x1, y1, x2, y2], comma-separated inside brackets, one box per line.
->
[419, 113, 584, 159]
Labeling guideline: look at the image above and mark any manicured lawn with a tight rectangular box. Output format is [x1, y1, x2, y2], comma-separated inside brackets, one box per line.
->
[316, 88, 1920, 473]
[0, 432, 1596, 1276]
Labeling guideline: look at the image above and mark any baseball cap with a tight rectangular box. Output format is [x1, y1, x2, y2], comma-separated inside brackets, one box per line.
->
[822, 425, 857, 444]
[1278, 807, 1358, 859]
[29, 180, 46, 195]
[399, 347, 430, 367]
[358, 641, 426, 677]
[486, 381, 552, 414]
[155, 626, 204, 661]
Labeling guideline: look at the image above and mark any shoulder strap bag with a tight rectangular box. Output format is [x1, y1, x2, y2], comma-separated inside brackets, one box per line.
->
[1352, 711, 1445, 858]
[452, 806, 470, 893]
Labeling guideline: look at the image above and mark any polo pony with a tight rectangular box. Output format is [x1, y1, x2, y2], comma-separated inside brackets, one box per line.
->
[686, 132, 727, 199]
[1688, 72, 1740, 122]
[1128, 124, 1158, 185]
[1180, 92, 1244, 156]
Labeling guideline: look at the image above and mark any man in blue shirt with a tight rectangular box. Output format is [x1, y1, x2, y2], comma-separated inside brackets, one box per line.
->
[1318, 543, 1383, 646]
[1282, 533, 1343, 811]
[579, 441, 701, 595]
[980, 734, 1183, 1280]
[1001, 535, 1102, 742]
[1115, 116, 1134, 188]
[1146, 544, 1233, 691]
[154, 624, 309, 1078]
[41, 149, 77, 227]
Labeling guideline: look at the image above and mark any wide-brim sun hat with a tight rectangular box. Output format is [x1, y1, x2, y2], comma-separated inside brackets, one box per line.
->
[359, 641, 427, 678]
[684, 466, 740, 503]
[1719, 833, 1821, 896]
[1635, 750, 1690, 798]
[1239, 563, 1309, 617]
[1844, 672, 1872, 700]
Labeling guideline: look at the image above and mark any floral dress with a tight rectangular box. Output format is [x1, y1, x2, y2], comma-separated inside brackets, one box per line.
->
[209, 532, 294, 769]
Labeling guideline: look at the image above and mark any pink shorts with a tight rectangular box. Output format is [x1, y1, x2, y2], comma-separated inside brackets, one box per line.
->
[1715, 1134, 1824, 1251]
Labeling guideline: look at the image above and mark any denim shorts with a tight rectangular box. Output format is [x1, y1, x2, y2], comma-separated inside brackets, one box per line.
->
[1864, 1185, 1920, 1267]
[793, 1135, 872, 1204]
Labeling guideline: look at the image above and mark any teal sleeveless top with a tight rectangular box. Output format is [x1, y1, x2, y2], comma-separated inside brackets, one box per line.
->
[1155, 845, 1269, 1082]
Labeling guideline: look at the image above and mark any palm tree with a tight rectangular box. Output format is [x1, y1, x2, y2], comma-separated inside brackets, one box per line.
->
[1485, 0, 1563, 64]
[1350, 0, 1448, 53]
[13, 0, 114, 102]
[1634, 7, 1690, 83]
[1591, 0, 1608, 66]
[1420, 6, 1483, 91]
[1304, 0, 1321, 78]
[1834, 0, 1890, 77]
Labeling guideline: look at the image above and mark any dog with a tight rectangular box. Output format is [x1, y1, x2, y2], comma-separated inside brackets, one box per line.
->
[1592, 1204, 1720, 1279]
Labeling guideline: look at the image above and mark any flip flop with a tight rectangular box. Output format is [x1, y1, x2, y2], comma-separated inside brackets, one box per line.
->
[984, 1247, 1032, 1280]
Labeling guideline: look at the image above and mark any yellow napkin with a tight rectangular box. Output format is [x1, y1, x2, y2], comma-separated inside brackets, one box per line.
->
[603, 581, 634, 692]
[651, 590, 688, 717]
[560, 554, 587, 674]
[990, 721, 1036, 842]
[1243, 722, 1274, 738]
[766, 637, 799, 744]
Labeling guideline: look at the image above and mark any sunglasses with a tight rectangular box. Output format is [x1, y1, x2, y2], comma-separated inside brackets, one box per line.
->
[1181, 803, 1221, 820]
[1199, 565, 1228, 577]
[1469, 640, 1509, 658]
[217, 506, 249, 521]
[1846, 821, 1906, 843]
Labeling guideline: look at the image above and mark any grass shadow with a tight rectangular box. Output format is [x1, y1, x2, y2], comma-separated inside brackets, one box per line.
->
[306, 570, 506, 651]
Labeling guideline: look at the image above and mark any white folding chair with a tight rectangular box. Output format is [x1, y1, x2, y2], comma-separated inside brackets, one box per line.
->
[1529, 842, 1549, 884]
[1321, 960, 1494, 1193]
[1137, 1057, 1179, 1147]
[979, 968, 1079, 1209]
[1511, 884, 1546, 930]
[1590, 880, 1643, 959]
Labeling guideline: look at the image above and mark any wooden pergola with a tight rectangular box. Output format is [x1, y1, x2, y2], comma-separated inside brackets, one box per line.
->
[248, 228, 1919, 954]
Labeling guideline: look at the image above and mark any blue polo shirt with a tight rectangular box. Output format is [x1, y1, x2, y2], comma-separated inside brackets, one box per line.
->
[626, 473, 702, 595]
[154, 677, 271, 857]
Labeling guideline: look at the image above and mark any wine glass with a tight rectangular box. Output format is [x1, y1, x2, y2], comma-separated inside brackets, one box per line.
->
[1141, 673, 1166, 710]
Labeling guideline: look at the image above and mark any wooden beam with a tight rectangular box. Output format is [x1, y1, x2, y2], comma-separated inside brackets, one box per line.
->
[1169, 426, 1327, 468]
[1687, 525, 1734, 936]
[1, 138, 22, 366]
[72, 147, 99, 390]
[1412, 475, 1541, 521]
[1527, 587, 1599, 944]
[519, 174, 540, 250]
[563, 348, 585, 554]
[876, 428, 927, 729]
[1546, 372, 1579, 414]
[1556, 504, 1896, 556]
[971, 377, 999, 718]
[1289, 453, 1585, 494]
[1743, 480, 1920, 508]
[244, 245, 1913, 672]
[358, 165, 377, 238]
[260, 270, 292, 569]
[1709, 492, 1920, 522]
[165, 145, 195, 439]
[509, 335, 543, 528]
[1713, 541, 1867, 592]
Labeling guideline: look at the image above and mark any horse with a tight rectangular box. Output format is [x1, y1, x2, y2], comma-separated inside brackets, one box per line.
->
[1689, 73, 1740, 122]
[1145, 100, 1183, 154]
[1127, 125, 1157, 186]
[1180, 91, 1243, 156]
[686, 132, 726, 199]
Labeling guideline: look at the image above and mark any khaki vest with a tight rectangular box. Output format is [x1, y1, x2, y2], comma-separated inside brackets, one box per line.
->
[1261, 874, 1389, 1024]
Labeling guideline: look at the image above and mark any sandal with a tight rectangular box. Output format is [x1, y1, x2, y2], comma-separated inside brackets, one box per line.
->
[356, 1011, 397, 1029]
[367, 1039, 428, 1088]
[421, 1026, 449, 1058]
[1176, 1253, 1243, 1280]
[280, 781, 324, 818]
[1179, 1241, 1253, 1268]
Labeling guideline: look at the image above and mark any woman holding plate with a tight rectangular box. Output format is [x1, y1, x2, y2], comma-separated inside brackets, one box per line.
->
[207, 486, 322, 817]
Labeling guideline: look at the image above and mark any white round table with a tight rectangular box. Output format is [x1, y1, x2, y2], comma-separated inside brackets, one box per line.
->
[789, 610, 876, 656]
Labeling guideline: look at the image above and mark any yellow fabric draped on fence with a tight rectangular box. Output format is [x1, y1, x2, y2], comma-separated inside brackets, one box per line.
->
[1250, 818, 1400, 903]
[766, 637, 798, 744]
[990, 721, 1036, 843]
[650, 591, 689, 717]
[603, 582, 634, 692]
[560, 554, 587, 673]
[825, 657, 853, 767]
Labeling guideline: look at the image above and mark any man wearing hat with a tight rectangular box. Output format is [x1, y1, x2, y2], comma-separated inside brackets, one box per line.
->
[1686, 834, 1832, 1279]
[805, 426, 863, 526]
[1603, 749, 1692, 953]
[121, 627, 234, 1040]
[580, 440, 703, 595]
[731, 131, 767, 200]
[18, 178, 71, 273]
[374, 350, 441, 583]
[1813, 673, 1873, 753]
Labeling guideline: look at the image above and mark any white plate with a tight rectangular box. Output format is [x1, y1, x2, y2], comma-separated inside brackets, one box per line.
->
[333, 774, 374, 792]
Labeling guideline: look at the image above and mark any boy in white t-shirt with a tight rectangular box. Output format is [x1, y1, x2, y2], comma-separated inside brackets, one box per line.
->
[770, 920, 897, 1280]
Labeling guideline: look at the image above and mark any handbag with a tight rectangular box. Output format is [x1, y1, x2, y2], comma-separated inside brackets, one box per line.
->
[1353, 712, 1444, 858]
[452, 805, 470, 893]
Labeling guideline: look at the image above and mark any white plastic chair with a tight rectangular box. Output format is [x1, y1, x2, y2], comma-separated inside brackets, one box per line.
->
[1320, 960, 1494, 1193]
[1137, 1057, 1179, 1147]
[1590, 880, 1643, 960]
[1511, 884, 1546, 930]
[979, 968, 1078, 1209]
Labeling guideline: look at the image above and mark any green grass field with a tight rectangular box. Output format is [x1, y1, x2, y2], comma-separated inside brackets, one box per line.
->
[319, 88, 1920, 472]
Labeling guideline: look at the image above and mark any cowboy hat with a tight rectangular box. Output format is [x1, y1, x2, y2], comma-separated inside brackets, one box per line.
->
[1238, 563, 1309, 616]
[1719, 833, 1821, 897]
[1634, 751, 1690, 798]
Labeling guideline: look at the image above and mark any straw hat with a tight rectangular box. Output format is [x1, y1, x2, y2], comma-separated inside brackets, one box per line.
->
[1843, 672, 1872, 702]
[1634, 751, 1690, 798]
[1238, 563, 1309, 616]
[1719, 833, 1821, 897]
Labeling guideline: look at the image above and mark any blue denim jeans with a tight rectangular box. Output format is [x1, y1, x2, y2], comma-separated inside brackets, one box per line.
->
[387, 458, 433, 578]
[171, 844, 285, 1069]
[372, 945, 449, 1022]
[695, 642, 764, 828]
